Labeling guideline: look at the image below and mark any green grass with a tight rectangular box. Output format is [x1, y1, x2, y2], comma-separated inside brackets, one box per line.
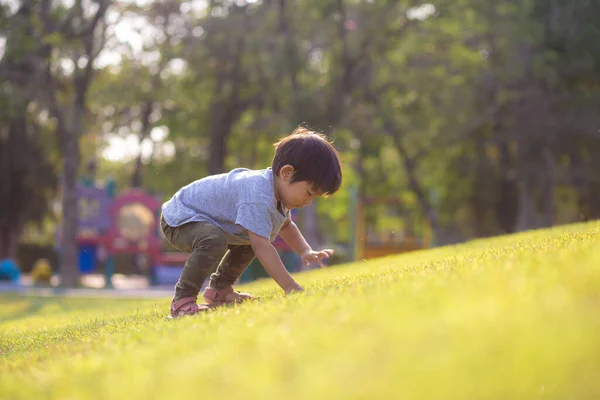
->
[1, 221, 600, 399]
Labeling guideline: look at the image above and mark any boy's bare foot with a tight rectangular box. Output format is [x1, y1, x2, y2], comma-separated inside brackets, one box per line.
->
[203, 286, 255, 306]
[170, 297, 211, 319]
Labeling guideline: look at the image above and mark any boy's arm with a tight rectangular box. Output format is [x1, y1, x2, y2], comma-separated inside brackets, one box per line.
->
[248, 231, 303, 294]
[278, 220, 334, 267]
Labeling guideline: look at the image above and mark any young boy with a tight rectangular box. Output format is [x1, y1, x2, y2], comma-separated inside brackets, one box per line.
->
[160, 127, 343, 318]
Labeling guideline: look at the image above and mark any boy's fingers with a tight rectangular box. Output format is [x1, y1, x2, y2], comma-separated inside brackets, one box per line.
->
[303, 251, 331, 267]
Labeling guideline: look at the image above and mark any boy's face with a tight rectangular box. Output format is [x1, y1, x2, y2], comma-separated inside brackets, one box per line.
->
[278, 166, 321, 210]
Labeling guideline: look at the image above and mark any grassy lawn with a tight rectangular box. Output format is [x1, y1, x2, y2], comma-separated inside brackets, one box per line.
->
[1, 221, 599, 399]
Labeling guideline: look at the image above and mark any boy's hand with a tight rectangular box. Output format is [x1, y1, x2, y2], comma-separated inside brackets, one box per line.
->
[285, 282, 304, 294]
[301, 249, 334, 267]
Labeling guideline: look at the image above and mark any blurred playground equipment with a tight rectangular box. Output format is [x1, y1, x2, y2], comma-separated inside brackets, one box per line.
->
[349, 188, 432, 261]
[31, 258, 53, 285]
[55, 177, 171, 287]
[0, 258, 21, 283]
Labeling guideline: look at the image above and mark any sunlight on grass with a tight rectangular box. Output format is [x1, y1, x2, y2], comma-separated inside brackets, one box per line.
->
[1, 221, 599, 399]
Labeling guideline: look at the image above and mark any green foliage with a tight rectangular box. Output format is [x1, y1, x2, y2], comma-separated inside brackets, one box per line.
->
[4, 0, 600, 249]
[0, 3, 59, 256]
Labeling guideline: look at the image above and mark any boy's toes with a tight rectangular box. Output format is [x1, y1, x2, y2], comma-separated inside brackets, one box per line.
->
[203, 287, 255, 305]
[225, 291, 254, 303]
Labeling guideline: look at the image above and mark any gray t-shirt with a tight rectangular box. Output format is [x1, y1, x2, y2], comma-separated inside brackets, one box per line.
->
[161, 167, 290, 245]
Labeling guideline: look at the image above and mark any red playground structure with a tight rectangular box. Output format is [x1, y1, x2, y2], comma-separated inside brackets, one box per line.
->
[61, 181, 185, 288]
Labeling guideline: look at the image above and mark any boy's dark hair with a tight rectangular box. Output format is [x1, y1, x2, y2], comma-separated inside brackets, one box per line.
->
[272, 126, 343, 196]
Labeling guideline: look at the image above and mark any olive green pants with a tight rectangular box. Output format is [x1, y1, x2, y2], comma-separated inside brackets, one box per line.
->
[160, 216, 256, 300]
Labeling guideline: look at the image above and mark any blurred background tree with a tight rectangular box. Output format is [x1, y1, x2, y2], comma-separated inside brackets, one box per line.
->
[1, 0, 598, 286]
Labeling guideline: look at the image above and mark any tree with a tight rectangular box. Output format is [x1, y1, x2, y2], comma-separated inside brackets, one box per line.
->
[0, 2, 57, 260]
[35, 0, 598, 260]
[37, 0, 111, 287]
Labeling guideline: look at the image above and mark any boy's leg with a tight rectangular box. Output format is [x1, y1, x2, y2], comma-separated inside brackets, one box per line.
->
[203, 245, 256, 305]
[160, 216, 229, 301]
[208, 245, 256, 290]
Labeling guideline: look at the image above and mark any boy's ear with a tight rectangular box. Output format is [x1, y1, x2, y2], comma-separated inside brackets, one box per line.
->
[280, 165, 295, 180]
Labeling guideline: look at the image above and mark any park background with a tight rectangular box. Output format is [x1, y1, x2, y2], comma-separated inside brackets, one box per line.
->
[1, 0, 599, 289]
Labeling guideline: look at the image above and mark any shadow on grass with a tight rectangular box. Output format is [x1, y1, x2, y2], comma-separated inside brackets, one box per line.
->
[0, 296, 70, 324]
[0, 292, 166, 326]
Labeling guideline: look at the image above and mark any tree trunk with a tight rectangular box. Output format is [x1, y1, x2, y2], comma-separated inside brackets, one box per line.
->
[402, 156, 443, 244]
[0, 226, 21, 260]
[586, 183, 600, 220]
[471, 137, 488, 237]
[515, 172, 536, 231]
[208, 105, 231, 175]
[279, 0, 299, 105]
[514, 126, 541, 231]
[37, 0, 108, 287]
[0, 110, 40, 262]
[248, 129, 262, 168]
[131, 153, 144, 188]
[277, 0, 325, 252]
[300, 203, 322, 258]
[495, 141, 518, 233]
[59, 130, 80, 287]
[386, 130, 444, 244]
[131, 99, 156, 188]
[0, 117, 23, 261]
[356, 140, 367, 196]
[208, 131, 227, 175]
[540, 147, 555, 227]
